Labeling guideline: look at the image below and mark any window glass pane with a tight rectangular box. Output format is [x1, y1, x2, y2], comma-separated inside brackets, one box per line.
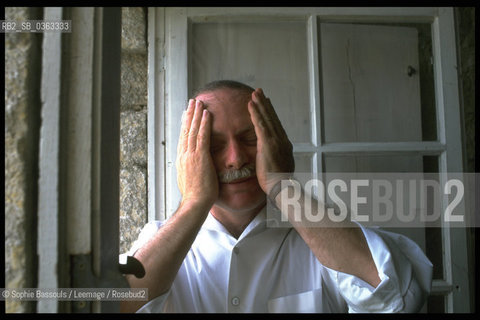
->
[324, 154, 444, 282]
[427, 295, 446, 313]
[294, 153, 314, 173]
[425, 227, 444, 280]
[190, 20, 312, 144]
[319, 22, 436, 142]
[423, 156, 444, 280]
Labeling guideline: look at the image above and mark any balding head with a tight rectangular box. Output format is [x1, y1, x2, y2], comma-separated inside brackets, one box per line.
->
[193, 80, 255, 99]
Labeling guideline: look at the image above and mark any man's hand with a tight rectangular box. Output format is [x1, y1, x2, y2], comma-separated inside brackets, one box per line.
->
[247, 90, 381, 289]
[176, 99, 218, 209]
[247, 88, 295, 195]
[124, 100, 218, 312]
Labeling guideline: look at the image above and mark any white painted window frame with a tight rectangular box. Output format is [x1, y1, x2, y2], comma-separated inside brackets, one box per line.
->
[38, 6, 64, 313]
[147, 7, 470, 312]
[147, 8, 167, 222]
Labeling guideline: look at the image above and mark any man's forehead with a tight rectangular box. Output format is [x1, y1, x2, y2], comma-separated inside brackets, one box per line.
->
[196, 88, 251, 107]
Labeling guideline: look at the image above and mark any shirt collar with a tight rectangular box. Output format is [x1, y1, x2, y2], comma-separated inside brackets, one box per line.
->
[203, 205, 291, 241]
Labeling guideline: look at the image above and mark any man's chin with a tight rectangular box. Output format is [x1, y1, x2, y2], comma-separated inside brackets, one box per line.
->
[214, 196, 266, 214]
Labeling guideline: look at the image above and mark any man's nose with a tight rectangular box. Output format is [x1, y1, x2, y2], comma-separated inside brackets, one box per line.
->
[224, 140, 247, 170]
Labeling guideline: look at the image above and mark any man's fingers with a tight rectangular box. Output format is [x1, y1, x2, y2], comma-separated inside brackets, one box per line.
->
[179, 99, 196, 154]
[187, 100, 204, 151]
[251, 90, 273, 130]
[248, 100, 269, 140]
[251, 88, 286, 138]
[264, 96, 283, 127]
[197, 109, 211, 152]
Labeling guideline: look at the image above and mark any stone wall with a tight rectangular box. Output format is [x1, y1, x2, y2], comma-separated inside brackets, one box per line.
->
[119, 7, 149, 255]
[5, 7, 42, 314]
[4, 7, 150, 312]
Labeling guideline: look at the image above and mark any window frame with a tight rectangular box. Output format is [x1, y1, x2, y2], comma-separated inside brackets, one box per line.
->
[147, 7, 471, 312]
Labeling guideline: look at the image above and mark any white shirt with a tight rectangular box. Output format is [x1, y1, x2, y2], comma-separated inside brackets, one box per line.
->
[125, 208, 432, 313]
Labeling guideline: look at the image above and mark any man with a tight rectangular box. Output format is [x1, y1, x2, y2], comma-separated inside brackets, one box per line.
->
[121, 80, 432, 313]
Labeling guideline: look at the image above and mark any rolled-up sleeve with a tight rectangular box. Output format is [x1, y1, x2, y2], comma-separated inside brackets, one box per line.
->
[325, 225, 433, 313]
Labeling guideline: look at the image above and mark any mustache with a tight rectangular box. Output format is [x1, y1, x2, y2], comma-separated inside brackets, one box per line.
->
[219, 164, 256, 183]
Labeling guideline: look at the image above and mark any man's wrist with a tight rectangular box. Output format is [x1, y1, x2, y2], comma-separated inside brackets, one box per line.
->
[179, 197, 214, 216]
[268, 177, 298, 208]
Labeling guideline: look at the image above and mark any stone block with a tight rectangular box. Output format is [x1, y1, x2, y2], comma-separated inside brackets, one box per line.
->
[120, 109, 147, 168]
[122, 7, 147, 52]
[121, 52, 148, 108]
[119, 166, 147, 254]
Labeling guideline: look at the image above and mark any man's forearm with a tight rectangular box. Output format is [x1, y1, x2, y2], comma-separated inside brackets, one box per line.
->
[122, 200, 211, 312]
[275, 184, 381, 288]
[121, 98, 218, 313]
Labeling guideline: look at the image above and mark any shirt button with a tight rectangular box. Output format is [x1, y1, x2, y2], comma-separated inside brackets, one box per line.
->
[233, 247, 240, 254]
[231, 297, 240, 306]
